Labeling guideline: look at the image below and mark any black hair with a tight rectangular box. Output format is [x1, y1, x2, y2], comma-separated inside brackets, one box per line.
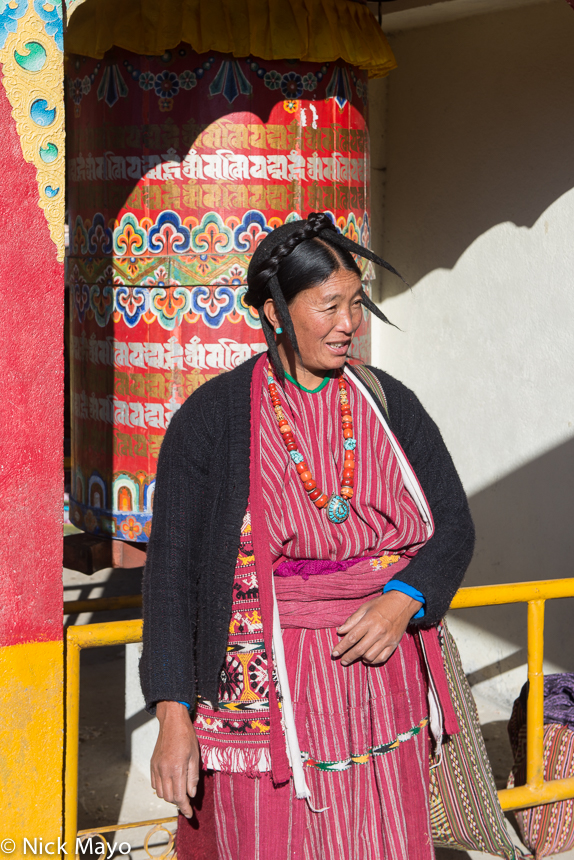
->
[245, 212, 406, 379]
[273, 237, 361, 305]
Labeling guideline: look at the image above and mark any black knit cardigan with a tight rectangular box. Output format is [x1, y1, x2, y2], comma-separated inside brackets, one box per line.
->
[140, 355, 475, 711]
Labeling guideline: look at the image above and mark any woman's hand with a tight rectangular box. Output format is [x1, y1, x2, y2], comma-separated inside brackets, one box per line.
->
[151, 701, 200, 819]
[331, 590, 422, 666]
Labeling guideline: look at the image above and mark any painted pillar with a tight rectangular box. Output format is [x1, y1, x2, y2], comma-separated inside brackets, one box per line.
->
[66, 46, 372, 542]
[0, 0, 65, 853]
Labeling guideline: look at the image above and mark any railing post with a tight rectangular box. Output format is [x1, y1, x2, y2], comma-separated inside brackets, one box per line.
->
[526, 599, 545, 789]
[64, 634, 81, 859]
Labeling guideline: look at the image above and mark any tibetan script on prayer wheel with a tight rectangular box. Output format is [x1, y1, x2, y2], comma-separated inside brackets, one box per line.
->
[67, 46, 372, 541]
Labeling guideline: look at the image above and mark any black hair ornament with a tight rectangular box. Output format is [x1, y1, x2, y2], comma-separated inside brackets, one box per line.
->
[248, 211, 408, 380]
[305, 211, 407, 327]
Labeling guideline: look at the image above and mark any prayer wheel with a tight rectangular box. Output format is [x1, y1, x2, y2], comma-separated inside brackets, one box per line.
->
[67, 46, 373, 541]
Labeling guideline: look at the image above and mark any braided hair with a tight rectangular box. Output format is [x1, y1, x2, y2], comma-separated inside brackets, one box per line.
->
[245, 212, 406, 380]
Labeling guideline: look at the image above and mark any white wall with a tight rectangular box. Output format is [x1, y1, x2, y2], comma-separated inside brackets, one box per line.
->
[369, 0, 574, 712]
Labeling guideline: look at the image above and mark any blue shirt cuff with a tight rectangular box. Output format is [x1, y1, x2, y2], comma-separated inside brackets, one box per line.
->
[383, 581, 425, 619]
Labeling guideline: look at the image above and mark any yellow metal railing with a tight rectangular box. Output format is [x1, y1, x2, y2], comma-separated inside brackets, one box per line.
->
[65, 620, 146, 857]
[450, 578, 574, 810]
[64, 577, 574, 856]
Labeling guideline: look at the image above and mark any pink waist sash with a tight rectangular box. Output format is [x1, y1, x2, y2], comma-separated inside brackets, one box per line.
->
[274, 554, 410, 629]
[274, 554, 460, 735]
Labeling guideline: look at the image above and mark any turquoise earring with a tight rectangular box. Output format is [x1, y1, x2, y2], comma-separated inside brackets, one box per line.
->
[276, 327, 283, 335]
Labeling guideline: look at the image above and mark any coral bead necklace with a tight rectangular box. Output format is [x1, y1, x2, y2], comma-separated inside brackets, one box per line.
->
[267, 367, 357, 525]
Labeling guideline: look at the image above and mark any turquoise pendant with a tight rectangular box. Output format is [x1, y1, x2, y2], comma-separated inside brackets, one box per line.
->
[326, 494, 350, 524]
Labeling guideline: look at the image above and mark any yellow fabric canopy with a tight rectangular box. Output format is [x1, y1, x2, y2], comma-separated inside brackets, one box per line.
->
[65, 0, 396, 78]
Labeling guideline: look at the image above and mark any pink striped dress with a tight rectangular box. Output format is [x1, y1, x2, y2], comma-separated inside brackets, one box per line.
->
[213, 364, 435, 860]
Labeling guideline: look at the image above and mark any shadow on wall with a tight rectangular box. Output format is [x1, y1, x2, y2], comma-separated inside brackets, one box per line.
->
[455, 435, 574, 672]
[379, 0, 574, 292]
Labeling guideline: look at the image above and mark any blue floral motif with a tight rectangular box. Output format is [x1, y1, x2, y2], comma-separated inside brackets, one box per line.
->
[301, 72, 317, 92]
[190, 285, 235, 329]
[263, 70, 282, 90]
[69, 76, 83, 104]
[33, 0, 63, 51]
[89, 283, 114, 327]
[71, 215, 88, 255]
[179, 70, 197, 90]
[87, 213, 113, 255]
[113, 212, 147, 256]
[115, 286, 149, 328]
[139, 71, 155, 91]
[149, 287, 191, 330]
[190, 213, 233, 254]
[71, 268, 90, 323]
[281, 71, 303, 99]
[148, 210, 191, 255]
[154, 70, 179, 98]
[233, 210, 272, 253]
[285, 211, 304, 224]
[234, 285, 261, 330]
[0, 0, 28, 51]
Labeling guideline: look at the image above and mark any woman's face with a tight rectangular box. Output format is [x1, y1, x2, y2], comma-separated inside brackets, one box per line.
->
[275, 269, 364, 375]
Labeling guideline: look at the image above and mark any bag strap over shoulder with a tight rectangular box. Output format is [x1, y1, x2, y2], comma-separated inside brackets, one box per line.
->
[346, 362, 434, 538]
[346, 363, 389, 418]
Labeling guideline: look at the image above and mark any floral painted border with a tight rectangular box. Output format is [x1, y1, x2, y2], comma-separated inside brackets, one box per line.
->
[67, 48, 367, 114]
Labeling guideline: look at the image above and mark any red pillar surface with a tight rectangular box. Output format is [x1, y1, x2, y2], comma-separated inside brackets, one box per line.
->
[0, 77, 63, 646]
[0, 69, 64, 848]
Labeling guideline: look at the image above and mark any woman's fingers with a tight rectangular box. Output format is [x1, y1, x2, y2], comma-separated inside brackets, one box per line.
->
[174, 780, 194, 819]
[187, 744, 200, 799]
[338, 626, 382, 665]
[150, 702, 200, 819]
[335, 612, 380, 661]
[362, 640, 399, 665]
[333, 599, 378, 653]
[153, 764, 194, 818]
[340, 633, 398, 666]
[334, 606, 385, 659]
[336, 605, 368, 636]
[332, 593, 417, 664]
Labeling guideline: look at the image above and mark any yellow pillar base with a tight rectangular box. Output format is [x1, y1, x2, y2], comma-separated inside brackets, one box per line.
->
[0, 640, 63, 858]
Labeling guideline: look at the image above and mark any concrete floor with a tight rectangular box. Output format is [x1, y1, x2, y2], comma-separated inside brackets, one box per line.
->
[65, 564, 574, 860]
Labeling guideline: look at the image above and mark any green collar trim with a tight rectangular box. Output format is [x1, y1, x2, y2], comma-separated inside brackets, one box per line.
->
[284, 370, 331, 393]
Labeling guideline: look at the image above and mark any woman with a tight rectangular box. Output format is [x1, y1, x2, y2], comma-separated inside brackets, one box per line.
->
[140, 212, 475, 860]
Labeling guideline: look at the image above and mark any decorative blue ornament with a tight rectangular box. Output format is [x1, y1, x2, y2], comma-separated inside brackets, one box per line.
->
[290, 451, 304, 463]
[343, 438, 357, 450]
[326, 494, 350, 524]
[275, 327, 283, 335]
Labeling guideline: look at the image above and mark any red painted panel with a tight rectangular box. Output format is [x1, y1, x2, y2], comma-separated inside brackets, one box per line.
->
[0, 74, 64, 646]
